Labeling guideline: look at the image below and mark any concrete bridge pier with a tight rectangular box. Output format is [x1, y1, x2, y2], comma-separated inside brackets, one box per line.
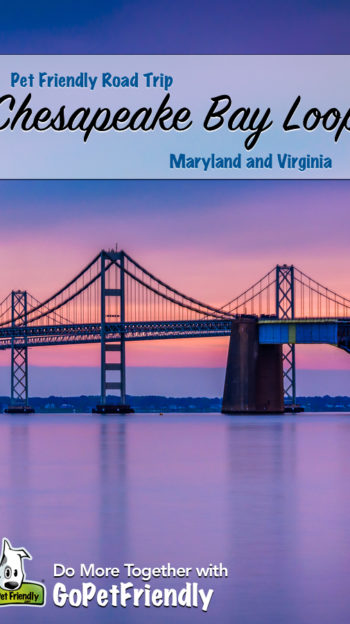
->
[222, 317, 284, 414]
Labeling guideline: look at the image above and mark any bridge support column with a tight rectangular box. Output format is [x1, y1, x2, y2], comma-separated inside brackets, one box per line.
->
[5, 291, 34, 414]
[276, 265, 297, 405]
[96, 250, 133, 415]
[222, 317, 284, 414]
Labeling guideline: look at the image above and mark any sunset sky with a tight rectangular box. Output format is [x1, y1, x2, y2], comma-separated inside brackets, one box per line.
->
[0, 1, 350, 395]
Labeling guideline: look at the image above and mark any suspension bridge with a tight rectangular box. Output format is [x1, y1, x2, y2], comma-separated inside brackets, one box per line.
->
[0, 248, 349, 413]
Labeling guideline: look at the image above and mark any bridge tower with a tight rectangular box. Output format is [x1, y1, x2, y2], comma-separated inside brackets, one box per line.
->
[276, 265, 296, 405]
[97, 250, 131, 414]
[6, 290, 34, 413]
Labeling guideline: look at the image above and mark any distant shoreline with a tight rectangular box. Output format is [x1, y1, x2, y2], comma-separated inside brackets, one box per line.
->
[1, 395, 350, 413]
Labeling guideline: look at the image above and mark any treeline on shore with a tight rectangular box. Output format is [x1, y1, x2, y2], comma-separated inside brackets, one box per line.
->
[1, 395, 350, 413]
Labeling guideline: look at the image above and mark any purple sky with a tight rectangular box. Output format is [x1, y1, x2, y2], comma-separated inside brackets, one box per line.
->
[0, 3, 349, 395]
[1, 1, 350, 54]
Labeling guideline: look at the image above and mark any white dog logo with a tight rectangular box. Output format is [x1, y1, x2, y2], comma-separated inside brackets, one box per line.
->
[0, 538, 31, 591]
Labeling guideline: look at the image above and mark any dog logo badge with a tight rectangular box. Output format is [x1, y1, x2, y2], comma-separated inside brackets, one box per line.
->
[0, 538, 45, 607]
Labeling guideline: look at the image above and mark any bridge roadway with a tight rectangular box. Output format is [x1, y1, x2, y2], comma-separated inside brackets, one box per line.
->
[0, 318, 349, 351]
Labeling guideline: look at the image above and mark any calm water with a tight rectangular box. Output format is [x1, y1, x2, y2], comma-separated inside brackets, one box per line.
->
[1, 412, 350, 624]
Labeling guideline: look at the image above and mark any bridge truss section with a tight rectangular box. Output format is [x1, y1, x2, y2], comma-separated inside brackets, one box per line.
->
[276, 265, 296, 404]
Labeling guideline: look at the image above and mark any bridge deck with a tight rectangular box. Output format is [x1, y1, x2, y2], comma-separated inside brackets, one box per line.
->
[259, 319, 350, 352]
[0, 320, 234, 349]
[0, 318, 349, 351]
